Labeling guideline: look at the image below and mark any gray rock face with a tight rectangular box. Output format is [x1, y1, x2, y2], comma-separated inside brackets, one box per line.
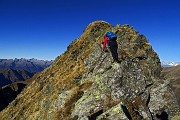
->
[72, 41, 179, 120]
[70, 22, 179, 120]
[0, 21, 179, 120]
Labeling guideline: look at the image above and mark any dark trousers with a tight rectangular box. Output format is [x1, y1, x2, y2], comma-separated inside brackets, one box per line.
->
[109, 41, 118, 61]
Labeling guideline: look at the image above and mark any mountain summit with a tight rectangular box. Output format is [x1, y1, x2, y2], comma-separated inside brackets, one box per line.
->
[0, 21, 179, 120]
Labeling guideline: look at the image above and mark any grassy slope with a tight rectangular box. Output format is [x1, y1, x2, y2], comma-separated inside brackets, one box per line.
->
[161, 65, 180, 105]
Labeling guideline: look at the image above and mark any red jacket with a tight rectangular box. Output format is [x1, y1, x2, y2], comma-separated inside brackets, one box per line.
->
[102, 37, 110, 50]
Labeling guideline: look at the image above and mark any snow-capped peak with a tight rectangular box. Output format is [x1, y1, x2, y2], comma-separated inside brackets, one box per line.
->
[161, 61, 180, 67]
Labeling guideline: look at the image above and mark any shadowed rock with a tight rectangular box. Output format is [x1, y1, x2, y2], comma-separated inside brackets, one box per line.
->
[0, 21, 179, 120]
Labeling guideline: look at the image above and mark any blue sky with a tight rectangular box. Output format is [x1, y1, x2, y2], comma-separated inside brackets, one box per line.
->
[0, 0, 180, 61]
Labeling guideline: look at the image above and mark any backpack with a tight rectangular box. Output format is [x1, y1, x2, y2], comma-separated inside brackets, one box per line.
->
[105, 32, 117, 41]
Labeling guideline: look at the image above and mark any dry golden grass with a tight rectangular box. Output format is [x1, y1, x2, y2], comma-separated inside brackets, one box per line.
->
[162, 65, 180, 79]
[103, 94, 120, 112]
[54, 87, 82, 120]
[0, 21, 147, 119]
[0, 29, 95, 119]
[54, 81, 93, 120]
[163, 91, 172, 99]
[162, 65, 180, 105]
[124, 97, 147, 120]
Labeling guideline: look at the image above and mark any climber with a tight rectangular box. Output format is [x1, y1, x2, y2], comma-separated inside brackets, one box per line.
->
[101, 41, 108, 52]
[102, 31, 119, 63]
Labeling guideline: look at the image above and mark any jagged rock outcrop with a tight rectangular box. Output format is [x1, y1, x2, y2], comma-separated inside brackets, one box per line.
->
[0, 21, 179, 120]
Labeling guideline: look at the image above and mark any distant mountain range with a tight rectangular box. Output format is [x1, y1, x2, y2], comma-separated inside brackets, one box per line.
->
[0, 68, 34, 87]
[161, 61, 180, 67]
[1, 21, 179, 119]
[0, 58, 53, 73]
[161, 65, 180, 105]
[0, 58, 53, 87]
[0, 58, 53, 110]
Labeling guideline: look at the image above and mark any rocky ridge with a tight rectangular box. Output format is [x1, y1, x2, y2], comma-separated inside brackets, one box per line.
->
[0, 21, 179, 120]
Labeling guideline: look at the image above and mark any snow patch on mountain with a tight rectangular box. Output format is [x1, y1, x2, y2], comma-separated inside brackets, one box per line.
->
[161, 61, 180, 67]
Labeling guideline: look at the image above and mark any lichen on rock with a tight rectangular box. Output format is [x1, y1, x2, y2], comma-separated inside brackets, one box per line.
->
[0, 20, 179, 120]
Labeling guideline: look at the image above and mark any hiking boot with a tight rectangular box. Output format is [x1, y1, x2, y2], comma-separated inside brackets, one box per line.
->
[115, 60, 121, 63]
